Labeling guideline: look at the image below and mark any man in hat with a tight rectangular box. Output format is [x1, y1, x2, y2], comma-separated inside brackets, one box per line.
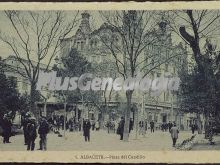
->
[168, 121, 173, 132]
[83, 118, 91, 142]
[117, 117, 125, 140]
[26, 116, 37, 151]
[170, 123, 179, 147]
[22, 112, 31, 145]
[129, 118, 134, 133]
[150, 120, 155, 133]
[38, 117, 50, 150]
[1, 114, 12, 143]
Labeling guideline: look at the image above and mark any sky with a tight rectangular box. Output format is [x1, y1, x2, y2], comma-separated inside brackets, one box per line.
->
[0, 12, 14, 58]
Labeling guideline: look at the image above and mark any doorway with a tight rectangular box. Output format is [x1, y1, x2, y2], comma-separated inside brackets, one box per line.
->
[162, 114, 167, 123]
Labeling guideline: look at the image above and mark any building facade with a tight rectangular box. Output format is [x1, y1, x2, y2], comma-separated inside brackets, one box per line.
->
[57, 11, 196, 130]
[1, 11, 197, 130]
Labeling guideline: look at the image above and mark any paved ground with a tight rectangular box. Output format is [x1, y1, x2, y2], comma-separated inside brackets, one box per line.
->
[0, 130, 193, 151]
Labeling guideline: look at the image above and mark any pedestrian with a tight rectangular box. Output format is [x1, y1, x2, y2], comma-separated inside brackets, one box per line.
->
[170, 123, 179, 147]
[165, 123, 168, 131]
[129, 118, 134, 133]
[91, 119, 95, 131]
[145, 119, 148, 132]
[21, 112, 29, 145]
[26, 117, 37, 151]
[60, 116, 64, 130]
[69, 118, 74, 132]
[38, 117, 50, 151]
[112, 120, 116, 133]
[139, 120, 144, 135]
[161, 123, 164, 131]
[191, 123, 195, 134]
[95, 120, 100, 131]
[150, 120, 155, 133]
[106, 120, 110, 133]
[83, 118, 91, 142]
[2, 114, 12, 143]
[168, 121, 173, 132]
[117, 117, 125, 140]
[78, 118, 82, 132]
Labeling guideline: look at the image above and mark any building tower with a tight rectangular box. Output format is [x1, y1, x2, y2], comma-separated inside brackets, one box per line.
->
[74, 11, 92, 51]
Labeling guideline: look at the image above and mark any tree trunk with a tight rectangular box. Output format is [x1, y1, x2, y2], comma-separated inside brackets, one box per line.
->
[197, 113, 202, 134]
[30, 82, 37, 116]
[100, 106, 106, 129]
[134, 104, 139, 140]
[123, 90, 133, 142]
[204, 111, 209, 139]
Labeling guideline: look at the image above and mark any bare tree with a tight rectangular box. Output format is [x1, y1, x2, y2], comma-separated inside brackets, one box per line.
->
[170, 10, 220, 139]
[99, 11, 184, 141]
[0, 11, 79, 114]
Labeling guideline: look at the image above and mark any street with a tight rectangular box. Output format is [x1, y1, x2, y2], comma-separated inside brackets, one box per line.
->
[0, 130, 193, 151]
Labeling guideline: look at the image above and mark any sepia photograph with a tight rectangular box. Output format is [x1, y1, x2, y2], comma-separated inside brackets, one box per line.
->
[0, 2, 220, 163]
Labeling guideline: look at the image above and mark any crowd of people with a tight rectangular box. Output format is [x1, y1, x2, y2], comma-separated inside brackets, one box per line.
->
[116, 118, 181, 147]
[46, 115, 101, 134]
[0, 112, 50, 151]
[161, 121, 175, 132]
[22, 113, 50, 151]
[1, 111, 201, 149]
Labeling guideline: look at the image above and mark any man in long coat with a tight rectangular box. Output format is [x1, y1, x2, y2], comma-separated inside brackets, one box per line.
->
[2, 115, 12, 143]
[170, 123, 179, 147]
[168, 121, 173, 132]
[83, 118, 91, 142]
[117, 117, 125, 140]
[150, 120, 155, 133]
[26, 117, 37, 151]
[38, 117, 50, 150]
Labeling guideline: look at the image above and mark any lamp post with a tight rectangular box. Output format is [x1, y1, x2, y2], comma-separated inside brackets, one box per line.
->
[54, 55, 67, 138]
[171, 92, 174, 122]
[142, 93, 146, 137]
[165, 72, 175, 123]
[64, 101, 67, 138]
[80, 91, 86, 135]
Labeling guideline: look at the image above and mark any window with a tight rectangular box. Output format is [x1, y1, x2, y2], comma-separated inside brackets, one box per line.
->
[173, 67, 176, 74]
[115, 35, 119, 42]
[8, 76, 17, 87]
[94, 40, 97, 47]
[101, 91, 105, 97]
[157, 72, 161, 77]
[97, 56, 102, 64]
[165, 64, 168, 72]
[91, 56, 95, 62]
[148, 115, 152, 121]
[166, 50, 169, 59]
[165, 92, 169, 101]
[77, 42, 80, 49]
[154, 114, 158, 123]
[81, 41, 84, 50]
[22, 82, 28, 91]
[90, 40, 94, 48]
[88, 56, 93, 63]
[151, 59, 154, 66]
[151, 71, 155, 78]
